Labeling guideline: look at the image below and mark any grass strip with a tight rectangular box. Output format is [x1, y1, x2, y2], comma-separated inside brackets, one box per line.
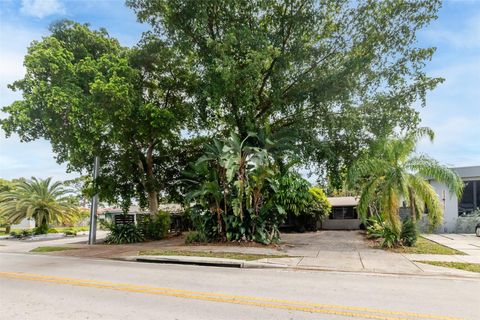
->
[30, 246, 78, 253]
[139, 250, 290, 261]
[390, 237, 465, 255]
[416, 261, 480, 273]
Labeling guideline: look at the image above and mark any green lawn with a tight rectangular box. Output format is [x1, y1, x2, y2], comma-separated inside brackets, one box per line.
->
[390, 237, 465, 255]
[416, 261, 480, 273]
[139, 250, 291, 261]
[30, 246, 79, 253]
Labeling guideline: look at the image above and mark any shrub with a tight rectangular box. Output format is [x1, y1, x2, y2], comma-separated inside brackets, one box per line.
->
[22, 229, 34, 237]
[400, 217, 418, 247]
[64, 228, 77, 236]
[9, 230, 20, 237]
[34, 223, 49, 235]
[105, 222, 144, 244]
[185, 231, 208, 244]
[139, 211, 171, 240]
[380, 225, 400, 248]
[47, 228, 59, 233]
[366, 215, 386, 239]
[365, 215, 400, 247]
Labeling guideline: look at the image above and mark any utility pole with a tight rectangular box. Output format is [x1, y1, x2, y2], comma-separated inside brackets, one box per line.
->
[88, 156, 100, 245]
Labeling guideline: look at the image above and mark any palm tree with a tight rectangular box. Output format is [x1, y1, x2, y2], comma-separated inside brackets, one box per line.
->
[348, 128, 463, 234]
[0, 177, 78, 233]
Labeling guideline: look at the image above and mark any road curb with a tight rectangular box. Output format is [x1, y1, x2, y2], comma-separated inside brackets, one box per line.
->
[123, 255, 480, 279]
[126, 255, 287, 269]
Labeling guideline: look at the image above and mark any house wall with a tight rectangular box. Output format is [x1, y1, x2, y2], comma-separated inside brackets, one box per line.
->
[429, 166, 480, 233]
[429, 180, 458, 233]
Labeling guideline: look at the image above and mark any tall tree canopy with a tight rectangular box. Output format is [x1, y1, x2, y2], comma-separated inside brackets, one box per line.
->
[128, 0, 443, 186]
[1, 20, 193, 213]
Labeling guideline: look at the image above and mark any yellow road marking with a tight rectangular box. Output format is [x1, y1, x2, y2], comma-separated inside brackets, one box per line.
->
[0, 272, 462, 320]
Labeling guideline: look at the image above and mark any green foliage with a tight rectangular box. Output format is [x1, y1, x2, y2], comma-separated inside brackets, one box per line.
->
[380, 225, 400, 248]
[104, 222, 145, 244]
[64, 228, 77, 236]
[139, 211, 171, 240]
[274, 173, 314, 217]
[128, 0, 443, 188]
[365, 215, 400, 248]
[185, 131, 293, 244]
[348, 128, 463, 233]
[400, 218, 418, 247]
[309, 187, 332, 217]
[47, 228, 59, 234]
[34, 223, 49, 235]
[365, 215, 387, 239]
[22, 229, 33, 237]
[1, 20, 193, 215]
[185, 231, 208, 244]
[0, 177, 79, 231]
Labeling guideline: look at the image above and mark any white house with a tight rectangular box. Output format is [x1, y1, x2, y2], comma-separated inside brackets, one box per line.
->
[429, 166, 480, 233]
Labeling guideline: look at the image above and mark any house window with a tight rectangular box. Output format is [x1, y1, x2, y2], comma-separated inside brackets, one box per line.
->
[458, 180, 480, 215]
[330, 206, 358, 219]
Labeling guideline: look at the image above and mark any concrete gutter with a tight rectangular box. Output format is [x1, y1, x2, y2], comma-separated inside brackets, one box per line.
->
[126, 255, 286, 269]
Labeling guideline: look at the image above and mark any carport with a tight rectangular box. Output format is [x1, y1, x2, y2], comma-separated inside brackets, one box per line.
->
[323, 197, 361, 230]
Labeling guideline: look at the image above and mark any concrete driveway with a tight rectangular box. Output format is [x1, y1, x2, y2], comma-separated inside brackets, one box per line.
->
[271, 231, 427, 275]
[263, 231, 477, 277]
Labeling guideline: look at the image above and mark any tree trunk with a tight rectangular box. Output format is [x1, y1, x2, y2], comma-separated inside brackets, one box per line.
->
[146, 143, 158, 215]
[409, 188, 416, 223]
[147, 190, 158, 215]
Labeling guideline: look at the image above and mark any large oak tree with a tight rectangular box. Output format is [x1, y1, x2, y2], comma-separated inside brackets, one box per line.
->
[127, 0, 443, 186]
[1, 21, 193, 213]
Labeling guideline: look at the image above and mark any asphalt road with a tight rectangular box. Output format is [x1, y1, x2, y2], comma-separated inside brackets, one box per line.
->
[0, 252, 479, 320]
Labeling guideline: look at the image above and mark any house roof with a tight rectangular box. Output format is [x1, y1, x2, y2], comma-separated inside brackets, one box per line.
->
[327, 196, 359, 207]
[97, 205, 145, 215]
[451, 166, 480, 179]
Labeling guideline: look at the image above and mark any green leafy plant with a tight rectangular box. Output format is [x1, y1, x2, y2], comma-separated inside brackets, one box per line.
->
[400, 217, 418, 247]
[139, 211, 171, 240]
[104, 221, 145, 244]
[185, 231, 208, 244]
[366, 215, 387, 239]
[365, 215, 400, 247]
[64, 228, 77, 236]
[21, 229, 33, 237]
[34, 223, 49, 235]
[380, 225, 400, 248]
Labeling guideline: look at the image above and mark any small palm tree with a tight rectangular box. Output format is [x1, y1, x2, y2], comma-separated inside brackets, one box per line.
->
[348, 128, 463, 234]
[0, 177, 78, 233]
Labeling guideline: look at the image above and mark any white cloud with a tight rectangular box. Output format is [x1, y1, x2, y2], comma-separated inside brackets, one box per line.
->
[423, 12, 480, 49]
[20, 0, 65, 18]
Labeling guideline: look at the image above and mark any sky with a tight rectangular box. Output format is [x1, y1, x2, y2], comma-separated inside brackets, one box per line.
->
[0, 0, 479, 182]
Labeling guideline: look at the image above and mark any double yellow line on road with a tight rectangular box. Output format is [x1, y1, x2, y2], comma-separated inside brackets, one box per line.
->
[0, 271, 462, 320]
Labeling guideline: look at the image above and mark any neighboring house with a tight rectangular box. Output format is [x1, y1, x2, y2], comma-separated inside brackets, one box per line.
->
[11, 218, 35, 230]
[429, 166, 480, 233]
[97, 205, 147, 223]
[323, 197, 360, 230]
[97, 204, 184, 223]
